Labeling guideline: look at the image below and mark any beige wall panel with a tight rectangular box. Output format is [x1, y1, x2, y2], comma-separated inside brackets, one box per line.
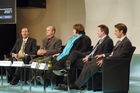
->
[17, 0, 86, 47]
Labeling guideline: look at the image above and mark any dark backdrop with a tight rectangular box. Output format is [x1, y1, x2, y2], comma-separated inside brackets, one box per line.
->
[0, 24, 16, 60]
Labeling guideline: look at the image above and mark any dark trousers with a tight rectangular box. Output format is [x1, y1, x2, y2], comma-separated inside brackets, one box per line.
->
[7, 56, 31, 82]
[67, 51, 86, 66]
[67, 51, 88, 84]
[43, 51, 87, 84]
[75, 58, 101, 88]
[43, 56, 68, 82]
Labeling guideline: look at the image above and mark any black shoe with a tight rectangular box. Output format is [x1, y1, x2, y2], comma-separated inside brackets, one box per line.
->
[53, 69, 67, 76]
[25, 80, 30, 85]
[70, 84, 79, 89]
[7, 76, 13, 83]
[10, 76, 19, 85]
[10, 80, 18, 85]
[55, 84, 68, 91]
[55, 87, 68, 91]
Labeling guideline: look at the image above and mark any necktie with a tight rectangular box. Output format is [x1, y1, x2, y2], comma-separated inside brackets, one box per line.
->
[109, 40, 121, 57]
[19, 40, 26, 54]
[87, 39, 102, 57]
[114, 40, 121, 49]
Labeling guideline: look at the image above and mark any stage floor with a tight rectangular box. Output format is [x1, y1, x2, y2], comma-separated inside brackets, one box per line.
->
[0, 77, 140, 93]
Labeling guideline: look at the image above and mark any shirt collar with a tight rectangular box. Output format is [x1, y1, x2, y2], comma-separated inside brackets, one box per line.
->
[23, 37, 28, 43]
[99, 35, 107, 44]
[119, 35, 126, 42]
[48, 36, 54, 40]
[101, 35, 107, 40]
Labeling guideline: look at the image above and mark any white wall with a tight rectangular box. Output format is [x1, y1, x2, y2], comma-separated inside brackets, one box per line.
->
[85, 0, 139, 54]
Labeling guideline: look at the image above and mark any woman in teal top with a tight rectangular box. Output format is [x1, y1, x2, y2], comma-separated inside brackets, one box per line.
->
[43, 24, 92, 82]
[55, 24, 91, 61]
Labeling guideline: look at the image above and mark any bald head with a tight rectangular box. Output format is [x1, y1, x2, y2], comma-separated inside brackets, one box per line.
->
[46, 26, 56, 37]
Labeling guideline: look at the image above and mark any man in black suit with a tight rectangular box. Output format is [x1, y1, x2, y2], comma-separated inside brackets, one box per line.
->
[53, 25, 113, 84]
[8, 27, 37, 85]
[11, 28, 37, 61]
[68, 24, 114, 70]
[71, 23, 132, 89]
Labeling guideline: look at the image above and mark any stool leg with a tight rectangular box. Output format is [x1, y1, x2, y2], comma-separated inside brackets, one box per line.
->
[34, 69, 37, 87]
[29, 68, 32, 92]
[1, 67, 3, 86]
[67, 76, 70, 93]
[44, 79, 47, 93]
[24, 68, 26, 83]
[20, 68, 23, 90]
[66, 71, 70, 93]
[51, 79, 54, 90]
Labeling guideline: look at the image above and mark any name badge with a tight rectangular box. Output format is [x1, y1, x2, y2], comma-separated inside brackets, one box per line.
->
[0, 61, 12, 66]
[31, 62, 39, 69]
[12, 61, 24, 67]
[39, 63, 47, 70]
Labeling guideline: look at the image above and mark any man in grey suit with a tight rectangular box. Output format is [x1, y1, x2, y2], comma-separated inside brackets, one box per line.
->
[30, 26, 62, 63]
[29, 26, 62, 84]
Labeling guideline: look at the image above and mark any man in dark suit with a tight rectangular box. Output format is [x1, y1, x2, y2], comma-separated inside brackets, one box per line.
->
[29, 26, 62, 63]
[53, 24, 113, 86]
[8, 27, 37, 85]
[68, 24, 114, 70]
[11, 28, 37, 62]
[71, 23, 132, 89]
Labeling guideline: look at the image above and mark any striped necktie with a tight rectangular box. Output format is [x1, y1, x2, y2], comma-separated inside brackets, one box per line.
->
[114, 40, 121, 49]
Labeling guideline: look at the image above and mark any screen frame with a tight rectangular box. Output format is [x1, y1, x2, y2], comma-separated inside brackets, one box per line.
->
[0, 0, 16, 24]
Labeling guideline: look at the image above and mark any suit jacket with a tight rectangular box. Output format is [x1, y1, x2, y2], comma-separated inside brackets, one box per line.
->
[93, 35, 113, 56]
[11, 37, 37, 55]
[105, 37, 132, 59]
[42, 36, 62, 56]
[70, 35, 92, 53]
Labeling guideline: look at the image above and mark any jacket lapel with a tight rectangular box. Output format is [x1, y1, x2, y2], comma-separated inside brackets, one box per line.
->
[96, 36, 109, 49]
[18, 39, 23, 52]
[94, 36, 109, 54]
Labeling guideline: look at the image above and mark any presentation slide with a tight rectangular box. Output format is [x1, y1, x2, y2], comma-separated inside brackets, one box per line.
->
[0, 0, 16, 24]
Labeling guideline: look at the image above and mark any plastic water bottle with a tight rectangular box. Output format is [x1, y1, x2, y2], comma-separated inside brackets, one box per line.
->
[38, 60, 43, 67]
[48, 60, 52, 70]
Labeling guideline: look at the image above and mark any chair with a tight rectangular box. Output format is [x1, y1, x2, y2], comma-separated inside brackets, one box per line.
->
[29, 45, 40, 60]
[102, 46, 136, 93]
[23, 45, 40, 83]
[87, 71, 102, 91]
